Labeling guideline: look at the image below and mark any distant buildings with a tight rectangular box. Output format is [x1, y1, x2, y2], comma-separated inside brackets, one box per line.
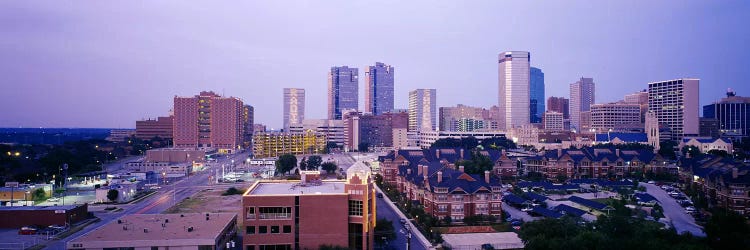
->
[173, 91, 244, 153]
[530, 67, 545, 124]
[242, 170, 375, 250]
[623, 90, 648, 123]
[703, 90, 750, 139]
[289, 119, 345, 148]
[524, 147, 671, 180]
[106, 129, 135, 142]
[589, 102, 642, 132]
[243, 105, 254, 148]
[283, 88, 306, 130]
[365, 62, 395, 115]
[135, 116, 174, 140]
[547, 97, 570, 119]
[328, 66, 359, 120]
[679, 138, 733, 154]
[498, 51, 531, 130]
[408, 89, 437, 131]
[543, 111, 564, 131]
[343, 111, 408, 151]
[67, 213, 237, 250]
[439, 104, 499, 132]
[415, 131, 508, 149]
[648, 78, 700, 141]
[570, 77, 595, 131]
[252, 131, 327, 158]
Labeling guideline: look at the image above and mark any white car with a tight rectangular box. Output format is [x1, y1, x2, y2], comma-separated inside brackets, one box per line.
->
[521, 207, 533, 212]
[647, 181, 656, 184]
[47, 197, 60, 202]
[685, 206, 696, 212]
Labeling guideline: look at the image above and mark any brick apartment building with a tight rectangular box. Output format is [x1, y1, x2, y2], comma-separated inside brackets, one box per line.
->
[679, 156, 750, 215]
[524, 147, 672, 180]
[242, 169, 375, 250]
[379, 148, 506, 222]
[173, 91, 244, 153]
[135, 116, 174, 140]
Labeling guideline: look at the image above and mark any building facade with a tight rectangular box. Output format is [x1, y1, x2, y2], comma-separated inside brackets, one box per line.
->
[524, 147, 671, 180]
[679, 156, 750, 215]
[547, 97, 570, 119]
[173, 91, 244, 153]
[135, 116, 174, 140]
[589, 102, 642, 133]
[703, 90, 750, 139]
[570, 77, 595, 131]
[252, 131, 327, 158]
[543, 111, 564, 131]
[283, 88, 306, 131]
[329, 66, 359, 120]
[242, 170, 375, 250]
[365, 62, 395, 115]
[288, 119, 345, 148]
[623, 90, 648, 123]
[498, 51, 531, 130]
[648, 78, 700, 141]
[344, 112, 409, 151]
[408, 89, 437, 131]
[530, 67, 545, 124]
[244, 105, 255, 149]
[439, 104, 499, 132]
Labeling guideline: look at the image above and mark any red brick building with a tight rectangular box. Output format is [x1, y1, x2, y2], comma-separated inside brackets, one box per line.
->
[173, 91, 244, 153]
[0, 204, 88, 228]
[135, 115, 174, 140]
[242, 169, 375, 250]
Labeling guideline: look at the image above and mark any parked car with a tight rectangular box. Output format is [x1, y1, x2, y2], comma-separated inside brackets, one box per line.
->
[521, 207, 533, 212]
[47, 197, 60, 202]
[376, 193, 384, 198]
[648, 181, 656, 184]
[399, 218, 407, 224]
[18, 226, 37, 235]
[685, 206, 696, 212]
[511, 220, 523, 226]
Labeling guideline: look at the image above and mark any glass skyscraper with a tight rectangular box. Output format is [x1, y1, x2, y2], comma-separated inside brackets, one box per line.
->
[498, 51, 531, 130]
[328, 66, 359, 120]
[365, 62, 395, 115]
[530, 67, 545, 123]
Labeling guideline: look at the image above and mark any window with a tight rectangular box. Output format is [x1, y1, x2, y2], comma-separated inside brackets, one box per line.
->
[259, 245, 292, 250]
[451, 205, 464, 213]
[246, 246, 255, 250]
[492, 203, 501, 209]
[283, 225, 291, 233]
[438, 204, 448, 212]
[349, 200, 363, 216]
[246, 226, 255, 234]
[437, 194, 447, 201]
[453, 195, 463, 202]
[259, 226, 267, 234]
[271, 226, 280, 234]
[246, 207, 256, 219]
[151, 247, 158, 250]
[259, 207, 291, 220]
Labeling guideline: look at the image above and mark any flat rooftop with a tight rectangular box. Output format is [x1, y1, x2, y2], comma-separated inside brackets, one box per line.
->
[69, 213, 235, 246]
[0, 204, 81, 211]
[442, 232, 525, 250]
[249, 181, 347, 195]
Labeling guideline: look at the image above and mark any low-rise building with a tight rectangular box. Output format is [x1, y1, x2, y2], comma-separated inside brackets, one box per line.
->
[135, 116, 174, 140]
[67, 213, 237, 250]
[145, 148, 205, 163]
[0, 204, 88, 228]
[242, 170, 375, 250]
[252, 130, 327, 158]
[679, 137, 733, 154]
[543, 111, 564, 131]
[95, 179, 143, 203]
[593, 132, 649, 146]
[442, 232, 524, 250]
[288, 119, 345, 148]
[679, 156, 750, 215]
[524, 147, 671, 180]
[416, 131, 508, 149]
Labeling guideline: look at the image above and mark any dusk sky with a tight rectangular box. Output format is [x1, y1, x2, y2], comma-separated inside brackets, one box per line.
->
[1, 1, 749, 129]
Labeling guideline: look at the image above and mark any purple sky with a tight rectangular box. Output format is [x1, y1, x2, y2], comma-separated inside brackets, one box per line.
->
[1, 1, 749, 129]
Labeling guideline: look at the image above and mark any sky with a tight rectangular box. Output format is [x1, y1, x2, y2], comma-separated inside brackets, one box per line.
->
[1, 1, 749, 129]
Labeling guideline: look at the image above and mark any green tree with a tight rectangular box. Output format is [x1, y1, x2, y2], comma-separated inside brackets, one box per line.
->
[681, 145, 702, 158]
[321, 162, 338, 174]
[107, 189, 119, 202]
[275, 154, 297, 175]
[324, 142, 339, 154]
[707, 149, 729, 157]
[555, 173, 568, 183]
[307, 155, 323, 170]
[33, 188, 46, 201]
[705, 209, 750, 250]
[658, 140, 678, 160]
[299, 157, 308, 170]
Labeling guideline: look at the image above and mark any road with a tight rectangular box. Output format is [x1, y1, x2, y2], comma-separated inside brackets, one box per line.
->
[501, 202, 537, 222]
[43, 152, 247, 249]
[375, 190, 428, 250]
[640, 183, 705, 237]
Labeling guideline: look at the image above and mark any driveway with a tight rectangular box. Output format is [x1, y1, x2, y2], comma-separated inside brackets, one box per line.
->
[639, 183, 705, 237]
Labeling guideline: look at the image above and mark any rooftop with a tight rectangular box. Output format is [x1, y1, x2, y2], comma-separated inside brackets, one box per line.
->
[0, 204, 81, 211]
[69, 213, 235, 246]
[442, 232, 525, 250]
[248, 180, 347, 196]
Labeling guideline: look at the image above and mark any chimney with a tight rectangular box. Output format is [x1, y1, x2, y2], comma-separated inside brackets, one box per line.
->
[436, 149, 441, 159]
[407, 168, 412, 175]
[423, 165, 429, 177]
[437, 171, 443, 183]
[460, 148, 465, 159]
[484, 171, 491, 184]
[417, 165, 423, 175]
[459, 165, 464, 172]
[733, 168, 738, 179]
[557, 148, 562, 158]
[616, 149, 620, 157]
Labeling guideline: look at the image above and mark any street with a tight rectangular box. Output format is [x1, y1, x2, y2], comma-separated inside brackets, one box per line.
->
[640, 183, 705, 237]
[375, 190, 428, 250]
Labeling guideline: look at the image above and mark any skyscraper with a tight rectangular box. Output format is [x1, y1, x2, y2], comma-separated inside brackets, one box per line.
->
[569, 77, 595, 131]
[647, 78, 700, 140]
[498, 51, 531, 130]
[328, 66, 359, 120]
[408, 89, 436, 131]
[283, 88, 305, 130]
[243, 104, 254, 148]
[547, 97, 570, 119]
[173, 91, 244, 153]
[365, 62, 395, 115]
[703, 89, 749, 139]
[530, 67, 545, 124]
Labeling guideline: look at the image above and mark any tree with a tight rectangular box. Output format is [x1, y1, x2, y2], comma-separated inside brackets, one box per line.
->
[480, 137, 517, 150]
[374, 218, 396, 244]
[321, 162, 338, 174]
[707, 149, 729, 157]
[307, 155, 323, 170]
[555, 173, 568, 183]
[33, 188, 46, 200]
[681, 145, 702, 158]
[324, 142, 339, 154]
[299, 157, 308, 170]
[358, 142, 370, 152]
[658, 140, 678, 160]
[705, 209, 750, 250]
[275, 154, 297, 175]
[457, 150, 493, 174]
[107, 189, 119, 202]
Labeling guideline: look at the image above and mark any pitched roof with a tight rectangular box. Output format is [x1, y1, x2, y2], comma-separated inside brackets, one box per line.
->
[569, 196, 609, 210]
[553, 204, 586, 217]
[595, 133, 648, 143]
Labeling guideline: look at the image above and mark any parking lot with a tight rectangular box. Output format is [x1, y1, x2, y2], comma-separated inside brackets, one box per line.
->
[640, 183, 705, 236]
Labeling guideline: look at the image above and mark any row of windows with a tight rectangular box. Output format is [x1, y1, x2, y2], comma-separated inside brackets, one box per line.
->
[246, 225, 292, 235]
[246, 244, 292, 250]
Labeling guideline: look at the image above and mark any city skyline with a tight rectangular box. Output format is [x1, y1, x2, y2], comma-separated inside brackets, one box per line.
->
[1, 1, 749, 128]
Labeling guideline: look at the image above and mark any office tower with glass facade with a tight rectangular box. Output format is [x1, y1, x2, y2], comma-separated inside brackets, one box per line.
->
[365, 62, 395, 115]
[498, 51, 531, 130]
[530, 67, 545, 123]
[328, 66, 359, 120]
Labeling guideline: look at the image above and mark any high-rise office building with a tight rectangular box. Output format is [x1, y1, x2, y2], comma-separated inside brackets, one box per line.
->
[365, 62, 395, 115]
[543, 111, 564, 131]
[547, 97, 570, 119]
[243, 105, 254, 148]
[624, 90, 648, 123]
[439, 104, 499, 132]
[570, 77, 595, 131]
[135, 116, 174, 140]
[589, 102, 642, 132]
[283, 88, 305, 130]
[498, 51, 531, 130]
[703, 90, 750, 139]
[343, 112, 408, 151]
[647, 78, 700, 140]
[173, 91, 244, 153]
[408, 89, 437, 131]
[530, 67, 545, 124]
[328, 66, 359, 120]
